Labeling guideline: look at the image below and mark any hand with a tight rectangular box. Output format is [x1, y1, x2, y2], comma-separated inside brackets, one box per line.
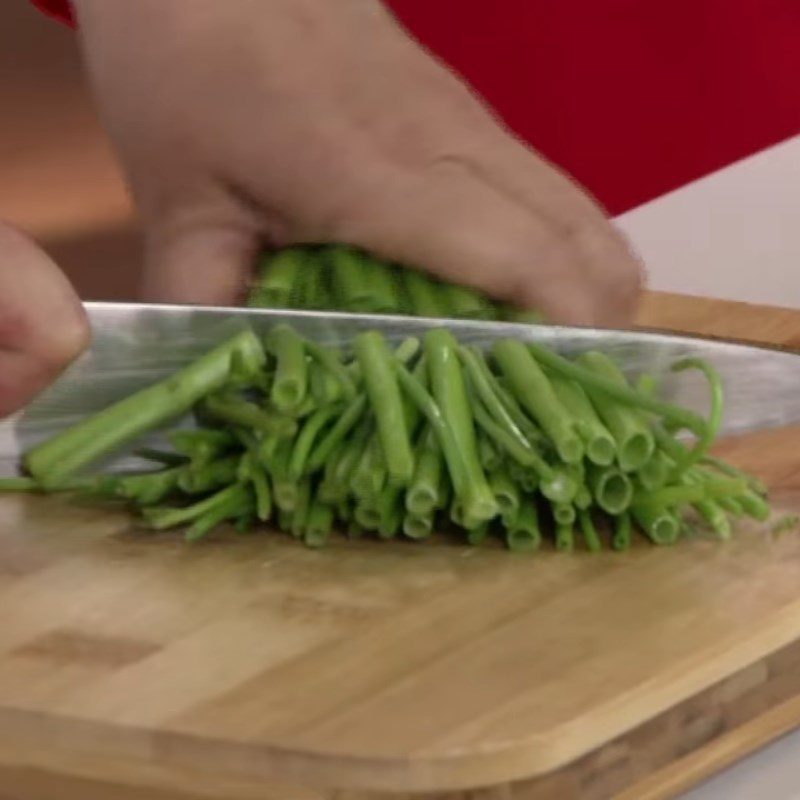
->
[0, 223, 89, 417]
[74, 0, 642, 326]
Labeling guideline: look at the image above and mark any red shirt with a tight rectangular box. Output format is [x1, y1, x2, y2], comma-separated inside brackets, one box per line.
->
[31, 0, 800, 215]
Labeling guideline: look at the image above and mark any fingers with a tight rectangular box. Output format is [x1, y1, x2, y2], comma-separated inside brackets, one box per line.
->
[0, 223, 89, 417]
[141, 220, 259, 305]
[457, 130, 645, 324]
[335, 153, 642, 327]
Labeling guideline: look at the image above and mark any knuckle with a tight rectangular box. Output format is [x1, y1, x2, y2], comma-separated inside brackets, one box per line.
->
[526, 222, 643, 324]
[565, 220, 643, 288]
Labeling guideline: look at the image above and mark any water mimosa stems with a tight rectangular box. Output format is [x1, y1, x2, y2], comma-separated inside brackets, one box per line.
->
[478, 435, 501, 472]
[355, 503, 381, 531]
[25, 330, 265, 486]
[425, 329, 497, 525]
[310, 366, 340, 405]
[186, 485, 254, 542]
[459, 345, 544, 457]
[203, 394, 297, 438]
[549, 374, 616, 466]
[403, 270, 448, 317]
[288, 406, 341, 480]
[169, 429, 234, 465]
[376, 485, 404, 539]
[6, 323, 769, 554]
[347, 520, 366, 539]
[406, 431, 444, 516]
[304, 498, 334, 548]
[249, 247, 305, 307]
[489, 467, 520, 519]
[277, 508, 292, 532]
[111, 467, 184, 505]
[635, 478, 746, 508]
[0, 477, 40, 492]
[301, 254, 329, 310]
[289, 480, 311, 538]
[667, 358, 723, 478]
[355, 331, 414, 486]
[491, 380, 547, 447]
[329, 245, 373, 311]
[394, 337, 421, 365]
[467, 352, 546, 446]
[403, 513, 434, 540]
[613, 512, 633, 551]
[575, 352, 655, 472]
[350, 435, 387, 501]
[506, 501, 542, 552]
[470, 401, 553, 477]
[467, 520, 491, 545]
[250, 462, 272, 521]
[716, 496, 745, 518]
[526, 342, 707, 437]
[701, 455, 767, 496]
[178, 457, 239, 494]
[574, 485, 592, 510]
[270, 438, 298, 512]
[493, 339, 584, 464]
[638, 450, 671, 491]
[556, 523, 575, 552]
[305, 340, 357, 400]
[736, 490, 771, 522]
[538, 467, 579, 505]
[305, 394, 367, 473]
[363, 255, 401, 314]
[134, 448, 188, 467]
[589, 467, 633, 515]
[267, 325, 308, 413]
[552, 503, 576, 527]
[441, 284, 495, 320]
[694, 498, 732, 539]
[632, 505, 681, 545]
[578, 510, 603, 552]
[143, 483, 249, 531]
[324, 420, 370, 499]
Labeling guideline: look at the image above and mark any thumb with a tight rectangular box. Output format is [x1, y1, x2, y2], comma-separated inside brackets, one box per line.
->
[142, 219, 259, 305]
[0, 223, 89, 417]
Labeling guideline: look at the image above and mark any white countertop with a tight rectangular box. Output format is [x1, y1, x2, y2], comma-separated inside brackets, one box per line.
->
[617, 135, 800, 310]
[618, 134, 800, 799]
[681, 730, 800, 800]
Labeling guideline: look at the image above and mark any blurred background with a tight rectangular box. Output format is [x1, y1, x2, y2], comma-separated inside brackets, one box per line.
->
[0, 1, 138, 299]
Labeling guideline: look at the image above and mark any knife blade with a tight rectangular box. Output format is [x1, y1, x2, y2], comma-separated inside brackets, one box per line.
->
[1, 301, 798, 473]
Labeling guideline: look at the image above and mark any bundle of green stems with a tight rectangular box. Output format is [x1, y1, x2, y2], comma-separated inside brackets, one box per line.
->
[247, 244, 542, 323]
[1, 324, 770, 552]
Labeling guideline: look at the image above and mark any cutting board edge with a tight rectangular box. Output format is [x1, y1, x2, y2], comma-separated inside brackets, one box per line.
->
[5, 599, 800, 795]
[528, 598, 800, 777]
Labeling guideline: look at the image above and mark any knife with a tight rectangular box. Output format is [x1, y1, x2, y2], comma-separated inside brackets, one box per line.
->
[1, 301, 798, 474]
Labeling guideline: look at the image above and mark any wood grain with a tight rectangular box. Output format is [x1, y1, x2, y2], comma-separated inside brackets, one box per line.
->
[6, 604, 800, 800]
[638, 292, 800, 348]
[0, 295, 799, 800]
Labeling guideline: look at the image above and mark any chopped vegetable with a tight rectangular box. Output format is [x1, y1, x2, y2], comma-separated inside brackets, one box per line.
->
[3, 323, 772, 552]
[249, 244, 544, 322]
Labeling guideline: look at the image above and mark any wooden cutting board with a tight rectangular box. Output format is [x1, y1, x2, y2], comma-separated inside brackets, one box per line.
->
[1, 293, 799, 800]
